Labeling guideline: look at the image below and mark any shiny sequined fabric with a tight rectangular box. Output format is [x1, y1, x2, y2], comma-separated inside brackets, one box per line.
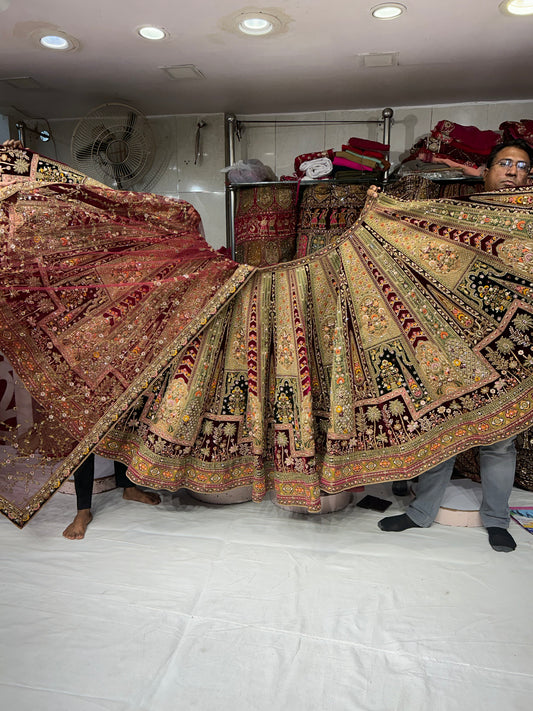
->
[1, 149, 533, 524]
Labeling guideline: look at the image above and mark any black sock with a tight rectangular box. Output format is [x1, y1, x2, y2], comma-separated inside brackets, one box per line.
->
[392, 480, 410, 497]
[487, 527, 516, 552]
[378, 513, 421, 532]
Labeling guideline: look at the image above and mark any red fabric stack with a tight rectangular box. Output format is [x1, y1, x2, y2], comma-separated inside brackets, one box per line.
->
[410, 120, 501, 175]
[333, 136, 390, 175]
[499, 119, 533, 149]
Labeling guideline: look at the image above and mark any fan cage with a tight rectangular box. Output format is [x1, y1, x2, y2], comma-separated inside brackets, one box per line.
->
[71, 103, 155, 189]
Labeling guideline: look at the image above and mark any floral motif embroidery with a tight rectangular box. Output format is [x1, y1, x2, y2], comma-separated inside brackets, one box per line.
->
[420, 241, 460, 273]
[2, 153, 533, 524]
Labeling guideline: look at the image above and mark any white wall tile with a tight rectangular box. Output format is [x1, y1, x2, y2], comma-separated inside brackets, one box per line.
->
[176, 114, 226, 193]
[40, 118, 77, 164]
[145, 116, 179, 194]
[487, 101, 533, 130]
[324, 108, 387, 151]
[177, 190, 227, 251]
[383, 107, 433, 165]
[234, 115, 276, 176]
[429, 104, 490, 132]
[274, 112, 327, 178]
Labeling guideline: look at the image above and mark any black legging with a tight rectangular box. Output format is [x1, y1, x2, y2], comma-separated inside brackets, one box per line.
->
[74, 453, 133, 510]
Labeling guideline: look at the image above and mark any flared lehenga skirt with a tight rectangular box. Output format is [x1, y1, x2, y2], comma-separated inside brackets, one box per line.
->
[1, 149, 533, 525]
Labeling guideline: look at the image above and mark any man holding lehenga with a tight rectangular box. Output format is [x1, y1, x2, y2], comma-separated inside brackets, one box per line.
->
[378, 139, 533, 551]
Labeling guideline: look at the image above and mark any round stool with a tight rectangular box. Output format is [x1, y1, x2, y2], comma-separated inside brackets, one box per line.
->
[59, 454, 118, 496]
[433, 478, 483, 527]
[188, 486, 253, 504]
[274, 490, 352, 514]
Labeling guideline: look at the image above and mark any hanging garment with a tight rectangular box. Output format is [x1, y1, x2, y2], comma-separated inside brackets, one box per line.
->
[295, 183, 368, 256]
[234, 184, 298, 266]
[1, 148, 533, 525]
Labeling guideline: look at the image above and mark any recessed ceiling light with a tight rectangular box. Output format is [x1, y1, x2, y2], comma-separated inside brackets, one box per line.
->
[236, 12, 281, 36]
[40, 34, 72, 50]
[31, 27, 79, 52]
[371, 3, 406, 19]
[240, 17, 272, 35]
[500, 0, 533, 15]
[138, 26, 167, 40]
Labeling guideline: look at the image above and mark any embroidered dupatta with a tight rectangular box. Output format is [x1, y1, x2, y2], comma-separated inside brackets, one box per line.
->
[0, 149, 253, 525]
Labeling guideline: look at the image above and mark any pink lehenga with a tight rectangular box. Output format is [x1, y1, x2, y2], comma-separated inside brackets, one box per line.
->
[1, 148, 533, 526]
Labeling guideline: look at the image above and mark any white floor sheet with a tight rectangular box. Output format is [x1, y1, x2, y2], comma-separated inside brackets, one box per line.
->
[1, 482, 532, 711]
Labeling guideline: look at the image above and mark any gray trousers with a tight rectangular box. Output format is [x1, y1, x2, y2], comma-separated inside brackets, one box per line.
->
[406, 436, 517, 529]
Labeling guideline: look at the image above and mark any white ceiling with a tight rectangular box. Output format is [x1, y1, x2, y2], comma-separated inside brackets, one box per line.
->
[0, 0, 532, 121]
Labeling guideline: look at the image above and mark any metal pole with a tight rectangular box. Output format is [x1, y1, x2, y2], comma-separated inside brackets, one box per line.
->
[225, 114, 237, 260]
[381, 108, 393, 182]
[16, 121, 26, 145]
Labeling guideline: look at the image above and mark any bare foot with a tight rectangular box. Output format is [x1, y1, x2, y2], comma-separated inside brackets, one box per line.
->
[62, 509, 93, 540]
[122, 486, 161, 505]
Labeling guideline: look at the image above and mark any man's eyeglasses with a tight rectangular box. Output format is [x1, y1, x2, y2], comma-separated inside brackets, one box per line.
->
[494, 158, 531, 174]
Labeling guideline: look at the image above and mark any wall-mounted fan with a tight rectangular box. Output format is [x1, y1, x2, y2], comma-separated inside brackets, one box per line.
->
[71, 102, 157, 190]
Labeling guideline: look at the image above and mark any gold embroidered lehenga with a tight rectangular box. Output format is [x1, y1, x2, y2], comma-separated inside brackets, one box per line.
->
[1, 148, 533, 527]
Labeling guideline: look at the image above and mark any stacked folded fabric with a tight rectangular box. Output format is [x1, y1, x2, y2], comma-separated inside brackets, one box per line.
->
[332, 136, 390, 179]
[281, 149, 335, 181]
[298, 156, 333, 180]
[295, 149, 335, 179]
[500, 119, 533, 148]
[409, 120, 501, 176]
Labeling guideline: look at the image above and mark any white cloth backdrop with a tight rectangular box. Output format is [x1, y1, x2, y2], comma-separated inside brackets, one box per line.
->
[1, 482, 532, 711]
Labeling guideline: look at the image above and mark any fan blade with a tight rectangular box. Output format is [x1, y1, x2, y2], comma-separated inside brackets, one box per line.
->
[112, 161, 133, 189]
[112, 166, 123, 190]
[121, 112, 137, 142]
[75, 143, 97, 162]
[75, 124, 117, 162]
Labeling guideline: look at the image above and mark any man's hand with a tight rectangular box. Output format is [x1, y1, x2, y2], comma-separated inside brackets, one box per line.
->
[1, 139, 24, 149]
[367, 184, 381, 199]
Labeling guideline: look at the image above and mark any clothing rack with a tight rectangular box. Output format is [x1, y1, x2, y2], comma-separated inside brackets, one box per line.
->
[224, 108, 394, 258]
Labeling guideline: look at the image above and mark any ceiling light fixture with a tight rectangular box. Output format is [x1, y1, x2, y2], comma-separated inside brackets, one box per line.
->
[240, 17, 272, 35]
[236, 11, 281, 36]
[500, 0, 533, 15]
[39, 33, 75, 50]
[371, 3, 406, 19]
[30, 27, 79, 52]
[137, 26, 167, 40]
